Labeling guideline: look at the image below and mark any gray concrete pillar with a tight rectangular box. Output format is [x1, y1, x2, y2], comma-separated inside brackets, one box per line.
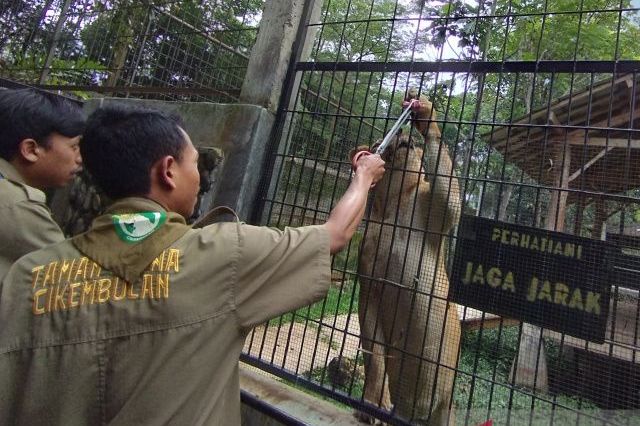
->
[219, 0, 320, 220]
[239, 0, 309, 113]
[261, 0, 324, 224]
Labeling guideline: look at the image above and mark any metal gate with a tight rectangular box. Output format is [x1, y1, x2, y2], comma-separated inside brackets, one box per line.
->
[245, 1, 640, 425]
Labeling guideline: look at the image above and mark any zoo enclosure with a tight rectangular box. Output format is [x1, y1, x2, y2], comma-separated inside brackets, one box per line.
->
[3, 1, 640, 425]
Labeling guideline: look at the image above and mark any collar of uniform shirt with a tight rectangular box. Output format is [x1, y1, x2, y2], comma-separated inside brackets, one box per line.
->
[0, 157, 26, 184]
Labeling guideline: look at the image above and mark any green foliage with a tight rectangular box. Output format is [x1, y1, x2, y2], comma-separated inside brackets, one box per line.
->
[443, 0, 640, 117]
[424, 0, 488, 59]
[498, 0, 640, 62]
[453, 327, 640, 425]
[0, 0, 52, 58]
[1, 0, 261, 98]
[1, 55, 106, 99]
[426, 0, 640, 62]
[79, 2, 140, 65]
[313, 0, 408, 63]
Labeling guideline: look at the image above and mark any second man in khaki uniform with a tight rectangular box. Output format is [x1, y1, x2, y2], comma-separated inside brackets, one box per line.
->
[0, 89, 84, 280]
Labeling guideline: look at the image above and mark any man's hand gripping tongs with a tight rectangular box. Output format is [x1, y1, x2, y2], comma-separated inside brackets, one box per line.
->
[351, 98, 418, 171]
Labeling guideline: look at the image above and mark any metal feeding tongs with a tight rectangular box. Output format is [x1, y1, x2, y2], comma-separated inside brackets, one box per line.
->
[351, 98, 418, 171]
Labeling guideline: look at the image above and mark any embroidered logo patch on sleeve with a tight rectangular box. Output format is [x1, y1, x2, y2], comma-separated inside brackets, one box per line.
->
[112, 212, 167, 243]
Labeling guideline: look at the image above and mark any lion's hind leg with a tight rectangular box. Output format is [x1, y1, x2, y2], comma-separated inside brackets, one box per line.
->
[383, 287, 459, 425]
[356, 279, 392, 424]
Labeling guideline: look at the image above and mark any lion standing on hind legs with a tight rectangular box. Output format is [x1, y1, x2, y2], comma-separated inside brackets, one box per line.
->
[352, 90, 462, 425]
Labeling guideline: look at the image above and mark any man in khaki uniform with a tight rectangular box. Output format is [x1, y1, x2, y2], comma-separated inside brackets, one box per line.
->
[0, 105, 385, 425]
[0, 89, 84, 279]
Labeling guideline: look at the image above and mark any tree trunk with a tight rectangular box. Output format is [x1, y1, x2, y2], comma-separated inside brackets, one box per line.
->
[497, 184, 513, 221]
[21, 0, 55, 56]
[39, 0, 73, 84]
[106, 1, 135, 91]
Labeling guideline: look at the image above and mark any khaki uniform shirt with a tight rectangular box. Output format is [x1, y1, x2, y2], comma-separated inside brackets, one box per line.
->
[0, 197, 330, 425]
[0, 158, 64, 280]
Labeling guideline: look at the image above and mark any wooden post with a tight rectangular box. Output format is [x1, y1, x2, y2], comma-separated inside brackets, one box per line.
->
[574, 195, 588, 236]
[593, 197, 608, 240]
[511, 139, 571, 392]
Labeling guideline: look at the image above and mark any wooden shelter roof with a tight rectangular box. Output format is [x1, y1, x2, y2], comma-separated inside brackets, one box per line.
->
[486, 74, 640, 203]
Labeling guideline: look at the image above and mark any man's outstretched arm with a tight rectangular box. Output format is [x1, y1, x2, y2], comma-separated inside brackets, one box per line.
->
[324, 153, 385, 254]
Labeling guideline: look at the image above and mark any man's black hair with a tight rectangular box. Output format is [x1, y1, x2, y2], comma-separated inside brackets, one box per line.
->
[0, 88, 86, 160]
[81, 105, 188, 199]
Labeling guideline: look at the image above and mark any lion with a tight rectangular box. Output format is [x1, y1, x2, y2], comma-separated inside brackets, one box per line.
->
[352, 91, 462, 425]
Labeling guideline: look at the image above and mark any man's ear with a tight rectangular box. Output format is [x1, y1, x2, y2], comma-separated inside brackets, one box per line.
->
[17, 139, 41, 163]
[154, 155, 178, 190]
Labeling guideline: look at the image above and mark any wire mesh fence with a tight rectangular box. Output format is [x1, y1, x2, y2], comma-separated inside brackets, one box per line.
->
[0, 0, 262, 101]
[250, 1, 640, 425]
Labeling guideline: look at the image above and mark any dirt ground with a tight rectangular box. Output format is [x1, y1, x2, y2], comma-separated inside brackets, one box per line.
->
[244, 314, 361, 374]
